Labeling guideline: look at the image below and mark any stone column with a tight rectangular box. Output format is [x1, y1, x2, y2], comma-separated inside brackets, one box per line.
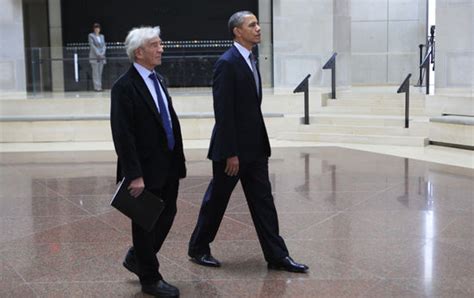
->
[272, 0, 334, 90]
[0, 0, 26, 93]
[333, 0, 351, 88]
[49, 0, 65, 92]
[435, 0, 473, 94]
[259, 0, 273, 87]
[351, 0, 427, 85]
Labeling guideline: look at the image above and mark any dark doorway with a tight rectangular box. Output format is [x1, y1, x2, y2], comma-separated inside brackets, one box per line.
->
[59, 0, 258, 90]
[23, 0, 52, 92]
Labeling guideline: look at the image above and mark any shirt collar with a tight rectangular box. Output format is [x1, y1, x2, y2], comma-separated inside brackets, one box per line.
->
[133, 62, 154, 81]
[233, 41, 252, 60]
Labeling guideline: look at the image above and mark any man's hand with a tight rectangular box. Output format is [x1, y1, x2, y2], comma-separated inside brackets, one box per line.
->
[225, 156, 239, 176]
[128, 177, 145, 198]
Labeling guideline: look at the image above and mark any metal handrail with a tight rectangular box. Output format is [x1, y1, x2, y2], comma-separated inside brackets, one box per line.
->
[322, 53, 337, 99]
[293, 74, 311, 125]
[420, 46, 433, 95]
[416, 44, 424, 86]
[416, 25, 435, 94]
[397, 73, 412, 128]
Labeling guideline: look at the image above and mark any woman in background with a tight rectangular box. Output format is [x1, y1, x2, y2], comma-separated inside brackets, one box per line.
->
[88, 23, 106, 91]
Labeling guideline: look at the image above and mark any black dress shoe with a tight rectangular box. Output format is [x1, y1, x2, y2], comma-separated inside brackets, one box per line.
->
[123, 247, 140, 276]
[189, 253, 221, 267]
[268, 256, 309, 273]
[142, 280, 179, 297]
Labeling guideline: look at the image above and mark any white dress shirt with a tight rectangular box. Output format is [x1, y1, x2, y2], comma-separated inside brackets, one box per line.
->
[233, 41, 253, 71]
[133, 62, 172, 125]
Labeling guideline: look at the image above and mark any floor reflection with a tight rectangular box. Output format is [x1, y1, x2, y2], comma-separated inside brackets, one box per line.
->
[423, 179, 435, 294]
[0, 146, 473, 297]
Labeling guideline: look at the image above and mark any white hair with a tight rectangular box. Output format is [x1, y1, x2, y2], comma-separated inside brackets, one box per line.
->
[124, 26, 161, 62]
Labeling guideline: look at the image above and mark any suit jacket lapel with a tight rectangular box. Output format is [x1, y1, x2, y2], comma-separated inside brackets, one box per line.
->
[129, 66, 164, 127]
[231, 46, 260, 98]
[256, 64, 262, 101]
[156, 73, 171, 99]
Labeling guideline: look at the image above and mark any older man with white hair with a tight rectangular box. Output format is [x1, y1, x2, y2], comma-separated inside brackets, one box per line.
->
[110, 26, 186, 297]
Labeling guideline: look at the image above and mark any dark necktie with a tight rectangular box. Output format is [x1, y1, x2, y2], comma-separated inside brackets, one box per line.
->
[249, 53, 260, 96]
[148, 72, 175, 150]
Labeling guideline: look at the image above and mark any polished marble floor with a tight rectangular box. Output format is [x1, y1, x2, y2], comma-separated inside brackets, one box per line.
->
[0, 147, 473, 297]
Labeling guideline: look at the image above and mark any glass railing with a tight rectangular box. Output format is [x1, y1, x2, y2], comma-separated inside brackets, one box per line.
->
[25, 40, 234, 95]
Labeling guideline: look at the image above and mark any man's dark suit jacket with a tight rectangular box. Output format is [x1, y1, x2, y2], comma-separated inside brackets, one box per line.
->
[110, 66, 186, 189]
[208, 45, 271, 162]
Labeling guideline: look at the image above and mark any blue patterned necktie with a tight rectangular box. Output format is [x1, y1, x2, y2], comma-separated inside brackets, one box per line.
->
[249, 53, 260, 96]
[148, 72, 175, 150]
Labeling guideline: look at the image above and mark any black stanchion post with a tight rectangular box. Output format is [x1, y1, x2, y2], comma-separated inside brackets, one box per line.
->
[417, 44, 424, 86]
[425, 59, 430, 95]
[322, 53, 337, 99]
[293, 74, 311, 125]
[420, 49, 431, 95]
[332, 64, 336, 99]
[406, 84, 410, 128]
[397, 73, 411, 128]
[429, 25, 435, 68]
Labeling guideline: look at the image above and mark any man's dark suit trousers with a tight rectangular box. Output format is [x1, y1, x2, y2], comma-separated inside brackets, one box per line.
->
[132, 178, 179, 284]
[189, 157, 289, 263]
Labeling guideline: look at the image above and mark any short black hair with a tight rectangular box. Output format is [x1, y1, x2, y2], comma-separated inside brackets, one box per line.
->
[228, 11, 254, 39]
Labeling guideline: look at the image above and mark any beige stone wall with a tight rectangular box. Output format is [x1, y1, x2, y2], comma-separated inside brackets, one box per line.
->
[0, 0, 26, 92]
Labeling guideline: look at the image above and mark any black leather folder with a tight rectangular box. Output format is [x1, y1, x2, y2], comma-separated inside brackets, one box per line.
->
[110, 178, 165, 232]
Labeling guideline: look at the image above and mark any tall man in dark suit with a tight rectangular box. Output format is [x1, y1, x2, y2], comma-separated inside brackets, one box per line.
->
[188, 11, 308, 273]
[110, 26, 186, 297]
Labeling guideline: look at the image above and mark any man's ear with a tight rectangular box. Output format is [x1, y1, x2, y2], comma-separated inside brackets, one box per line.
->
[134, 48, 142, 60]
[233, 27, 240, 38]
